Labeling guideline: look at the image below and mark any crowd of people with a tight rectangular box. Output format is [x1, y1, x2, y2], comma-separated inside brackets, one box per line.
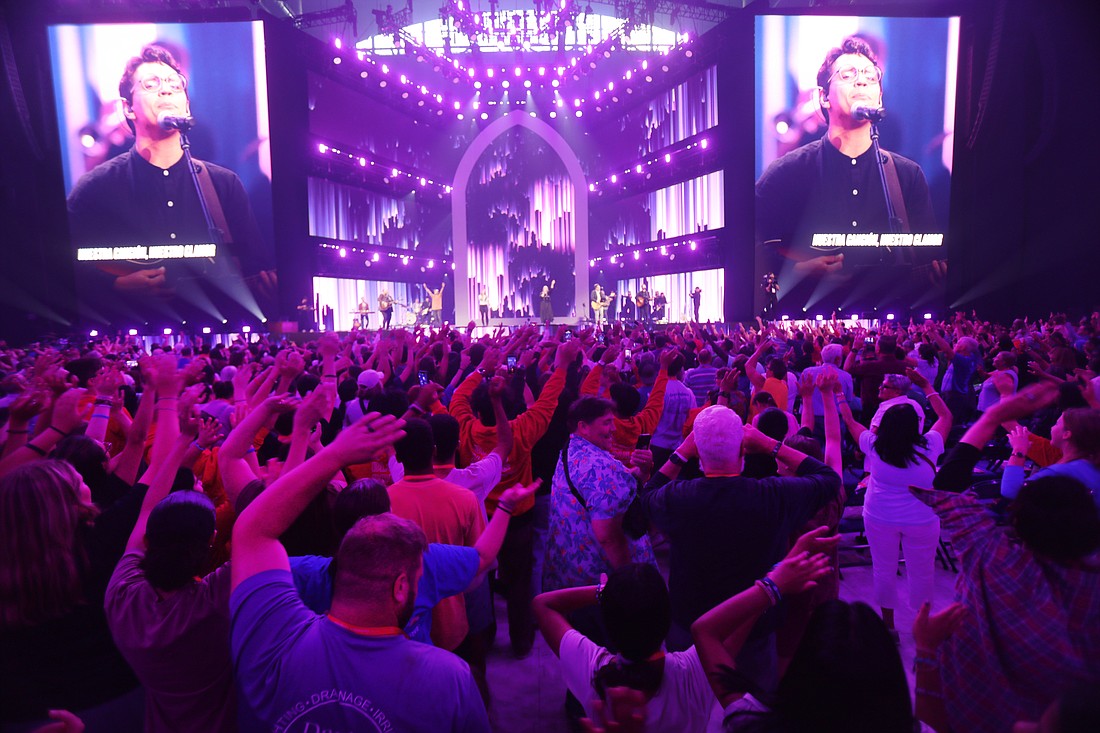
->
[1, 310, 1099, 733]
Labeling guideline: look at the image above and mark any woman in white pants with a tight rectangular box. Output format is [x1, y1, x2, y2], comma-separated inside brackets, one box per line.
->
[838, 369, 952, 636]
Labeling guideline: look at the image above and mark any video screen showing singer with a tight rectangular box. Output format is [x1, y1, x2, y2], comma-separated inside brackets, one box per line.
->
[755, 35, 939, 308]
[66, 42, 274, 320]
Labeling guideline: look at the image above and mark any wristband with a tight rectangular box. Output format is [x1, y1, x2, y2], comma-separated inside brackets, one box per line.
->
[668, 452, 688, 467]
[48, 426, 68, 438]
[496, 504, 514, 516]
[770, 440, 783, 458]
[191, 440, 205, 452]
[1011, 451, 1027, 460]
[89, 414, 110, 421]
[94, 398, 113, 406]
[754, 577, 781, 606]
[23, 443, 47, 457]
[408, 403, 427, 415]
[925, 391, 940, 398]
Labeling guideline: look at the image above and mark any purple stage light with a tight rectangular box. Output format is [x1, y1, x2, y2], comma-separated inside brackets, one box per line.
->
[467, 68, 475, 77]
[538, 67, 546, 75]
[372, 253, 380, 262]
[427, 259, 435, 268]
[128, 328, 138, 336]
[610, 174, 617, 183]
[700, 139, 708, 149]
[339, 248, 347, 257]
[633, 251, 640, 260]
[334, 37, 342, 49]
[358, 157, 366, 166]
[635, 164, 642, 173]
[333, 57, 341, 65]
[608, 81, 614, 90]
[573, 98, 580, 106]
[457, 113, 464, 120]
[381, 64, 389, 73]
[502, 80, 510, 88]
[575, 110, 583, 117]
[524, 80, 532, 88]
[689, 241, 697, 251]
[551, 79, 560, 88]
[886, 313, 896, 321]
[318, 143, 328, 154]
[202, 327, 212, 334]
[664, 153, 671, 163]
[625, 70, 632, 80]
[454, 101, 461, 109]
[89, 329, 98, 337]
[391, 168, 399, 176]
[163, 327, 173, 335]
[480, 112, 488, 119]
[549, 111, 557, 118]
[514, 67, 521, 76]
[242, 325, 251, 333]
[486, 68, 494, 77]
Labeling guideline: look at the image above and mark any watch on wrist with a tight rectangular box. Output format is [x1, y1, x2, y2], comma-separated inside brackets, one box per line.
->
[1011, 451, 1027, 460]
[668, 452, 688, 467]
[770, 440, 783, 458]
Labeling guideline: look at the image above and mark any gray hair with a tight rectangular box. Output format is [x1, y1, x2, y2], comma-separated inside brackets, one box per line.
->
[692, 406, 744, 474]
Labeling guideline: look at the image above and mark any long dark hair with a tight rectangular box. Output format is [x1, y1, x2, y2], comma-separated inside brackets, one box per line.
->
[722, 601, 915, 733]
[141, 491, 216, 591]
[592, 563, 671, 700]
[873, 404, 928, 469]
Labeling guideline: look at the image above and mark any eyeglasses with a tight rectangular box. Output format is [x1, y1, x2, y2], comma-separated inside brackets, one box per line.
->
[132, 73, 188, 94]
[829, 65, 883, 85]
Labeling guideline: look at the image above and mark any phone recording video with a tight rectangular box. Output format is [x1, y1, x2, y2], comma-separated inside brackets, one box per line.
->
[418, 370, 430, 386]
[507, 355, 518, 372]
[636, 433, 652, 450]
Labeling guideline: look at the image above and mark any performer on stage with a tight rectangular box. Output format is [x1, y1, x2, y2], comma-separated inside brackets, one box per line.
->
[621, 292, 635, 322]
[423, 280, 446, 327]
[539, 279, 556, 325]
[635, 281, 652, 327]
[478, 284, 490, 327]
[378, 288, 394, 329]
[762, 273, 780, 317]
[755, 36, 936, 283]
[296, 297, 315, 332]
[67, 44, 273, 312]
[590, 283, 614, 327]
[653, 291, 667, 323]
[691, 286, 702, 323]
[356, 295, 371, 329]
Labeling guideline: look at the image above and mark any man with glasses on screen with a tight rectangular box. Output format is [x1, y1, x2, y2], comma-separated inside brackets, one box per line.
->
[755, 36, 936, 289]
[67, 44, 272, 306]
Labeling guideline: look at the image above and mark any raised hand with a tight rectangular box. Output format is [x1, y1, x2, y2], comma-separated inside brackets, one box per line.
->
[913, 601, 967, 653]
[327, 413, 406, 466]
[497, 479, 541, 514]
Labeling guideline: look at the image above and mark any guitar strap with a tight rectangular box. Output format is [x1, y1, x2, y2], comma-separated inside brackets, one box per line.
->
[881, 151, 910, 233]
[193, 159, 234, 244]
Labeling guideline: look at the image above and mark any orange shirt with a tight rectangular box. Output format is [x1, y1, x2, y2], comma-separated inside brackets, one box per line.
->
[582, 365, 669, 464]
[450, 367, 567, 516]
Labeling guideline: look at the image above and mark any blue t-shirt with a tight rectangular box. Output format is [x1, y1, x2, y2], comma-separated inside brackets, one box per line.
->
[1000, 459, 1100, 512]
[289, 543, 478, 644]
[231, 569, 489, 733]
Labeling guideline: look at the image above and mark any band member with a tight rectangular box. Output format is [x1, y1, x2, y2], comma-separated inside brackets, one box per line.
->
[67, 44, 273, 317]
[621, 292, 635, 322]
[478, 284, 490, 327]
[356, 295, 371, 329]
[635, 281, 652, 327]
[378, 288, 394, 329]
[653, 291, 667, 323]
[539, 279, 556, 324]
[762, 273, 780, 317]
[691, 286, 702, 323]
[423, 280, 446, 327]
[296, 297, 315, 332]
[590, 283, 614, 327]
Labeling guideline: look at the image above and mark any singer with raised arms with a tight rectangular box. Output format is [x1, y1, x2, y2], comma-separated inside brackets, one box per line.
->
[67, 44, 271, 302]
[755, 36, 936, 281]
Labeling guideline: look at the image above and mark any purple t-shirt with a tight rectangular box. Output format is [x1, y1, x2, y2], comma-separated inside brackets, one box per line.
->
[231, 569, 489, 733]
[105, 551, 236, 733]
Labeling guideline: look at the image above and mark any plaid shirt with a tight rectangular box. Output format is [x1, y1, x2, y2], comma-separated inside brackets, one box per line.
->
[912, 449, 1100, 733]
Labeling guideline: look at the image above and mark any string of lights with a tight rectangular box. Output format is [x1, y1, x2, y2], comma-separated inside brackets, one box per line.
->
[314, 141, 453, 195]
[318, 241, 456, 271]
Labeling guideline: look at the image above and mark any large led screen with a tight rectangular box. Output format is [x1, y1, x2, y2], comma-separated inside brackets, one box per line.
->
[755, 15, 958, 316]
[50, 21, 275, 329]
